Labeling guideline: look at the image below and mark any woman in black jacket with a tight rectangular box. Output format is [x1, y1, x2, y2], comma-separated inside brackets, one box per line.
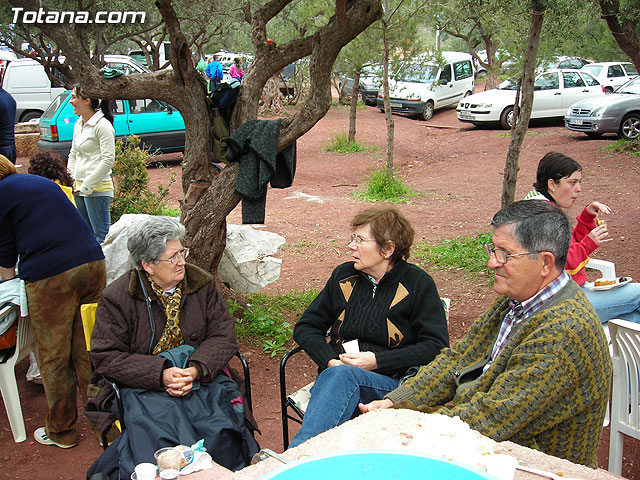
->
[289, 206, 449, 448]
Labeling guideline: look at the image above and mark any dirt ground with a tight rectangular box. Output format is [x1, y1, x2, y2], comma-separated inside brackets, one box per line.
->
[2, 93, 640, 479]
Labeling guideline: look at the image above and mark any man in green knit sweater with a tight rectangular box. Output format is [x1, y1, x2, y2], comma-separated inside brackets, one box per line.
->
[360, 200, 611, 468]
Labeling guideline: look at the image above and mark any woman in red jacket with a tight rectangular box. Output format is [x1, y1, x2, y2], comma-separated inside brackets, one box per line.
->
[525, 151, 640, 324]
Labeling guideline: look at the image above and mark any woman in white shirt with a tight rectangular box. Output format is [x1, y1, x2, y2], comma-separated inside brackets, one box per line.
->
[67, 84, 115, 243]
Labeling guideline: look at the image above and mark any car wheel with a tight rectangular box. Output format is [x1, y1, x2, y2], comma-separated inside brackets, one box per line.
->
[20, 110, 42, 122]
[619, 113, 640, 140]
[379, 106, 385, 113]
[463, 91, 472, 98]
[585, 132, 603, 139]
[421, 101, 434, 121]
[500, 106, 514, 130]
[604, 86, 614, 94]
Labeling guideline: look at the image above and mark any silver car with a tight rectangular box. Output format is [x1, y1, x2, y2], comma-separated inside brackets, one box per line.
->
[565, 76, 640, 140]
[339, 65, 382, 105]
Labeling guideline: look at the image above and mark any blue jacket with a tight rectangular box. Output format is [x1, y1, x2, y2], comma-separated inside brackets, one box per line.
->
[0, 173, 104, 282]
[205, 60, 223, 81]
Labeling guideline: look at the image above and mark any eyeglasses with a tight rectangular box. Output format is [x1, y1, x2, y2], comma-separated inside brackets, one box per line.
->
[155, 247, 189, 264]
[484, 244, 539, 265]
[349, 234, 376, 246]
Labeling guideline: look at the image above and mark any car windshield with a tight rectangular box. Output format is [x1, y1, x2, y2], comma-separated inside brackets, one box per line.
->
[497, 79, 518, 90]
[581, 65, 602, 76]
[616, 77, 640, 94]
[41, 91, 70, 119]
[397, 64, 438, 83]
[127, 56, 151, 73]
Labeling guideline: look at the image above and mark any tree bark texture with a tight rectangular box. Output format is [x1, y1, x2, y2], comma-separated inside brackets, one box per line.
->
[382, 12, 395, 176]
[501, 0, 545, 208]
[348, 71, 361, 142]
[598, 0, 640, 73]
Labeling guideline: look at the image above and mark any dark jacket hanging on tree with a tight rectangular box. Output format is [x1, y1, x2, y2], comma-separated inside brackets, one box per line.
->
[226, 119, 296, 224]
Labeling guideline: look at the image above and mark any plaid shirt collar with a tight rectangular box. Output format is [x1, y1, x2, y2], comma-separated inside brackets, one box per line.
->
[509, 270, 570, 321]
[486, 270, 570, 369]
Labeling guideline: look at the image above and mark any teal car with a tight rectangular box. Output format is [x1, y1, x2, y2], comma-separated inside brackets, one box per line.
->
[37, 91, 186, 159]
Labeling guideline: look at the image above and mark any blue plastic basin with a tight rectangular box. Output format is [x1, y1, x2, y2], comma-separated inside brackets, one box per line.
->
[259, 450, 498, 480]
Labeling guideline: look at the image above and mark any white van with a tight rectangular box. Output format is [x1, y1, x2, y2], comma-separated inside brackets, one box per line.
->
[377, 51, 475, 121]
[2, 54, 148, 123]
[2, 58, 66, 122]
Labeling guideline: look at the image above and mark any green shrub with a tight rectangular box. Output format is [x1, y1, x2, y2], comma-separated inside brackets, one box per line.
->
[325, 132, 376, 154]
[111, 136, 176, 223]
[228, 289, 318, 357]
[352, 167, 419, 203]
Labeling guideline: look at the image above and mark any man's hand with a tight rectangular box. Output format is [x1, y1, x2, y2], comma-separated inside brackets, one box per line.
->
[163, 366, 199, 397]
[359, 398, 393, 413]
[339, 351, 377, 371]
[327, 358, 343, 368]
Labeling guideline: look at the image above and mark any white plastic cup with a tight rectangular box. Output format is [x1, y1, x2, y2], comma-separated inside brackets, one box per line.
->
[159, 468, 179, 479]
[134, 462, 157, 480]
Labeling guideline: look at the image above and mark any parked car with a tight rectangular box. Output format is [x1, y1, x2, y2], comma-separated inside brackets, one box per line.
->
[377, 51, 475, 121]
[580, 61, 638, 94]
[339, 64, 383, 105]
[2, 54, 148, 123]
[565, 76, 640, 140]
[37, 90, 185, 159]
[556, 57, 592, 70]
[456, 69, 605, 129]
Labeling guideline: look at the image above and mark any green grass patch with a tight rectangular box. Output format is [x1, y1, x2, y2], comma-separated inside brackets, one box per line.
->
[352, 168, 420, 203]
[325, 132, 377, 154]
[280, 240, 320, 253]
[228, 289, 319, 357]
[604, 138, 640, 157]
[413, 231, 494, 283]
[160, 207, 181, 217]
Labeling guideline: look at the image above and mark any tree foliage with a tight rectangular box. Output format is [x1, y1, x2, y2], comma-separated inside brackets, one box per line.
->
[2, 0, 383, 275]
[597, 0, 640, 71]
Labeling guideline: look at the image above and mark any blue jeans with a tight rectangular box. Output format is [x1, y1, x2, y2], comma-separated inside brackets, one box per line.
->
[583, 283, 640, 324]
[288, 365, 399, 449]
[74, 195, 111, 244]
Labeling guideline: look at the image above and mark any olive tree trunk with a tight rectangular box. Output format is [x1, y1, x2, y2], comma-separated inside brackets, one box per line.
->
[501, 0, 545, 208]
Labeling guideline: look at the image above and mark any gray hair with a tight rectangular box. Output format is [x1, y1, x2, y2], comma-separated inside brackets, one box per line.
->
[128, 217, 186, 270]
[491, 200, 570, 269]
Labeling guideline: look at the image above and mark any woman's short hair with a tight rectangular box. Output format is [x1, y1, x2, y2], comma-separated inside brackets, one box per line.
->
[28, 151, 74, 187]
[351, 205, 415, 263]
[533, 152, 582, 199]
[0, 154, 17, 180]
[128, 217, 186, 269]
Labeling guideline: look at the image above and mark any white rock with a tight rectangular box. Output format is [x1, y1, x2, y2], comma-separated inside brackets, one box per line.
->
[102, 216, 285, 292]
[101, 214, 155, 285]
[218, 224, 285, 293]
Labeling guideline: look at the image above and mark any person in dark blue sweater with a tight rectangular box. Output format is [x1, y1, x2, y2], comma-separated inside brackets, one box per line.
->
[0, 86, 16, 164]
[0, 155, 106, 449]
[289, 206, 449, 448]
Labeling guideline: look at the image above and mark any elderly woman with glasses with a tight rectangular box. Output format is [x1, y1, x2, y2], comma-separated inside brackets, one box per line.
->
[86, 216, 258, 479]
[288, 206, 449, 448]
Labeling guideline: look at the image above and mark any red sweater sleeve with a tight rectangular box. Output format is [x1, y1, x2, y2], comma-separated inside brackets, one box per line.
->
[566, 205, 598, 285]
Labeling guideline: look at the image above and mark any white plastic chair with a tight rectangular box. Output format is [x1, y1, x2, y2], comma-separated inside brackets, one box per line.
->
[0, 305, 35, 442]
[607, 318, 640, 475]
[586, 257, 616, 280]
